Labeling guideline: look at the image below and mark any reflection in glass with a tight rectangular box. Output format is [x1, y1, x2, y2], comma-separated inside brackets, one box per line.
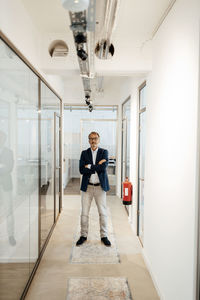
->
[0, 38, 61, 299]
[55, 114, 60, 219]
[0, 38, 39, 299]
[40, 83, 60, 249]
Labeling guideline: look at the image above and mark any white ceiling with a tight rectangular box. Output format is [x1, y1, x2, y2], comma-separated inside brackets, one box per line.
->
[21, 0, 174, 73]
[19, 0, 175, 103]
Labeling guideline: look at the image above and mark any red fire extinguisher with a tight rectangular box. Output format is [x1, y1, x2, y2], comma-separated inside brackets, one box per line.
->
[123, 177, 132, 205]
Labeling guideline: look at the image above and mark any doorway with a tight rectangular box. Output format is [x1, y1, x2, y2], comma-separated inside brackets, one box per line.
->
[137, 82, 146, 245]
[63, 105, 118, 195]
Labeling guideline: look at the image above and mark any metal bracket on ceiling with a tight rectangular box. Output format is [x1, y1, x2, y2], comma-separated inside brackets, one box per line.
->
[68, 1, 96, 108]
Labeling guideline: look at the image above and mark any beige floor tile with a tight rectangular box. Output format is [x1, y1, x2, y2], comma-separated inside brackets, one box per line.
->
[26, 195, 160, 300]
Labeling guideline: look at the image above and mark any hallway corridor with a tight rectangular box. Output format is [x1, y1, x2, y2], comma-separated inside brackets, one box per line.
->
[1, 0, 200, 298]
[26, 196, 159, 300]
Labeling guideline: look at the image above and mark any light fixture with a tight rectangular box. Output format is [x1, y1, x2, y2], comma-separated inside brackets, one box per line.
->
[77, 48, 88, 61]
[88, 104, 93, 112]
[48, 40, 69, 58]
[61, 0, 90, 12]
[85, 95, 90, 105]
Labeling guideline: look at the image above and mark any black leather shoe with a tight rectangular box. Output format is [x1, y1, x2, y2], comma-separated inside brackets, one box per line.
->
[101, 237, 111, 247]
[76, 236, 87, 246]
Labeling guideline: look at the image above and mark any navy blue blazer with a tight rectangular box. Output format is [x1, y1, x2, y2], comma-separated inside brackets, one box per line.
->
[79, 147, 110, 192]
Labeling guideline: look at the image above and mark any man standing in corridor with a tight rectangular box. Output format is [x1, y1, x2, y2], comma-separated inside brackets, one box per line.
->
[76, 131, 111, 247]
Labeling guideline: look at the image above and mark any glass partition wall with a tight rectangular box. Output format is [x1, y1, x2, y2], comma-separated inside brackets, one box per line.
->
[63, 106, 117, 195]
[40, 83, 61, 249]
[0, 37, 62, 299]
[137, 83, 146, 245]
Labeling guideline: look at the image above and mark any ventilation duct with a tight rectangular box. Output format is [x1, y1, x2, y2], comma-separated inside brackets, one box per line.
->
[48, 40, 69, 57]
[61, 0, 120, 110]
[95, 0, 120, 60]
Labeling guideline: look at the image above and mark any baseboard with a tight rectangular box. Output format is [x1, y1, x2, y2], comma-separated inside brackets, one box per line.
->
[142, 248, 164, 300]
[0, 257, 37, 263]
[129, 220, 137, 235]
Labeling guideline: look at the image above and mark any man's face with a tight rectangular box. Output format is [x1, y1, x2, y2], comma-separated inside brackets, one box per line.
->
[89, 133, 99, 150]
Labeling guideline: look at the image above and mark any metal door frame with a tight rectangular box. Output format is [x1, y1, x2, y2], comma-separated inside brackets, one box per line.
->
[54, 112, 61, 222]
[196, 25, 200, 299]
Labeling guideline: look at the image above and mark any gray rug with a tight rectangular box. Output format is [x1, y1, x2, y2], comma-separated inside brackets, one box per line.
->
[70, 205, 120, 264]
[66, 277, 133, 300]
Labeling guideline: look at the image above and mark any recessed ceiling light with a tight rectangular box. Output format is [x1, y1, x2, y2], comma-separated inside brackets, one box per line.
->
[61, 0, 89, 12]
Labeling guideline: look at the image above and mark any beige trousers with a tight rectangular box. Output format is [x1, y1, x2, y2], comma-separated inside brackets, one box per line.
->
[80, 185, 108, 238]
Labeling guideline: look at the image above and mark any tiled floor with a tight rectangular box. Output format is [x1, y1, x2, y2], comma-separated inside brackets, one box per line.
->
[26, 195, 160, 300]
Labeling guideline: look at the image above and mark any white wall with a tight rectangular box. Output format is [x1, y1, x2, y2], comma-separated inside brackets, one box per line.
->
[142, 0, 200, 299]
[0, 0, 64, 97]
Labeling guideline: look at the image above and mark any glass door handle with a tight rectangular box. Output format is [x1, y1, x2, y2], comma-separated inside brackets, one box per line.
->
[56, 167, 61, 169]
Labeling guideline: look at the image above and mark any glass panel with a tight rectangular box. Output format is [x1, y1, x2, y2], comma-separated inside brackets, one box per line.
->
[126, 116, 130, 178]
[122, 99, 131, 119]
[63, 106, 117, 195]
[138, 84, 146, 243]
[122, 119, 127, 182]
[40, 82, 60, 249]
[138, 180, 144, 239]
[139, 86, 146, 110]
[139, 112, 146, 180]
[138, 111, 146, 242]
[122, 99, 131, 180]
[17, 106, 39, 274]
[55, 115, 60, 219]
[0, 38, 39, 299]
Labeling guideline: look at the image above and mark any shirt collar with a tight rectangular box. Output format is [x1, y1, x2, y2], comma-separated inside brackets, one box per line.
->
[91, 147, 98, 153]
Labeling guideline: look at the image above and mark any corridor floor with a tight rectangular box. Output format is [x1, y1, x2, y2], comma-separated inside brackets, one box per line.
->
[26, 195, 159, 300]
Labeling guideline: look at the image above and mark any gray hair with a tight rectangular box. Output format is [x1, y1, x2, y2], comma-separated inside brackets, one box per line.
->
[88, 131, 100, 138]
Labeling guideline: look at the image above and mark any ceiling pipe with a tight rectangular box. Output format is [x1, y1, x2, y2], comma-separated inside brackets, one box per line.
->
[95, 0, 121, 60]
[61, 0, 120, 110]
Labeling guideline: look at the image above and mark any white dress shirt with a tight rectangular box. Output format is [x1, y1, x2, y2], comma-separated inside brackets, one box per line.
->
[89, 148, 100, 184]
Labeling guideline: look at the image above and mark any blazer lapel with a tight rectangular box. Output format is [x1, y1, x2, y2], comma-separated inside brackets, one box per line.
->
[95, 148, 101, 164]
[87, 148, 93, 164]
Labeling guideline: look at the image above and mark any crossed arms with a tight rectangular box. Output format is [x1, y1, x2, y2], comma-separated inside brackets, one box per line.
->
[79, 150, 109, 175]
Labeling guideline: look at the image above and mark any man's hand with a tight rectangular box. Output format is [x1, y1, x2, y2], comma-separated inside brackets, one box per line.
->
[85, 165, 90, 168]
[98, 159, 106, 165]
